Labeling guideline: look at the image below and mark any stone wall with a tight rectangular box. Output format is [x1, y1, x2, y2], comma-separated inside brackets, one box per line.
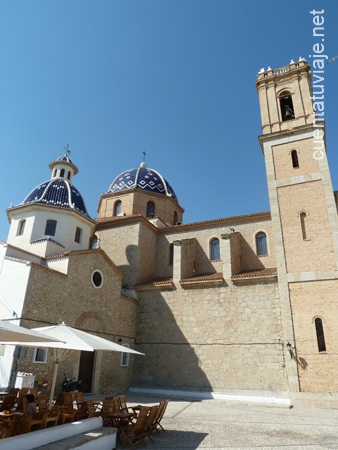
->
[155, 217, 276, 279]
[290, 279, 338, 392]
[18, 249, 139, 396]
[98, 223, 141, 287]
[278, 181, 336, 272]
[133, 281, 289, 396]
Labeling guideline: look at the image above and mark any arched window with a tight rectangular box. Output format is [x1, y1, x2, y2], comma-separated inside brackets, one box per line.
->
[17, 219, 26, 236]
[114, 200, 122, 217]
[60, 168, 65, 178]
[45, 220, 57, 236]
[279, 92, 295, 121]
[315, 317, 326, 352]
[300, 212, 307, 240]
[210, 238, 220, 260]
[174, 211, 178, 225]
[53, 169, 57, 177]
[169, 243, 174, 265]
[291, 150, 299, 168]
[146, 201, 155, 218]
[67, 171, 71, 180]
[256, 232, 268, 256]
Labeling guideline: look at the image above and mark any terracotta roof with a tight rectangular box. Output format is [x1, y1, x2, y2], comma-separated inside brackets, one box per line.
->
[180, 272, 224, 284]
[135, 269, 277, 291]
[134, 277, 173, 291]
[232, 268, 277, 280]
[160, 211, 271, 233]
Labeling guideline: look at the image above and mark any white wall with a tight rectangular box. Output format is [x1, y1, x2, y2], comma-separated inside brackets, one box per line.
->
[0, 252, 31, 387]
[7, 206, 94, 257]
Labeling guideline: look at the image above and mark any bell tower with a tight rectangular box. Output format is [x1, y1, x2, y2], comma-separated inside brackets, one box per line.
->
[256, 59, 338, 395]
[256, 58, 314, 134]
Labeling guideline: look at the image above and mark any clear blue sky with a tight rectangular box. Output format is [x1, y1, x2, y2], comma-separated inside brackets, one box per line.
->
[1, 0, 337, 241]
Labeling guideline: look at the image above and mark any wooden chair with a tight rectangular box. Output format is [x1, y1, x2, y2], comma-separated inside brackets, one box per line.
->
[8, 388, 19, 398]
[143, 404, 159, 442]
[120, 406, 150, 449]
[100, 398, 120, 426]
[73, 400, 88, 421]
[44, 408, 60, 428]
[52, 404, 76, 425]
[16, 388, 30, 412]
[36, 395, 48, 412]
[151, 399, 169, 432]
[0, 394, 17, 412]
[74, 391, 84, 410]
[59, 409, 76, 425]
[1, 415, 23, 438]
[86, 400, 102, 418]
[54, 392, 73, 407]
[2, 414, 32, 438]
[29, 411, 47, 432]
[118, 395, 134, 414]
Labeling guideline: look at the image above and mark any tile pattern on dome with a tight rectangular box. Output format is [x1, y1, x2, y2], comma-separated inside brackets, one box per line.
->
[21, 179, 89, 217]
[109, 168, 178, 202]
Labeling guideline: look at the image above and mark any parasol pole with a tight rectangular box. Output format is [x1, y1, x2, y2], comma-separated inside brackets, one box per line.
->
[49, 360, 60, 409]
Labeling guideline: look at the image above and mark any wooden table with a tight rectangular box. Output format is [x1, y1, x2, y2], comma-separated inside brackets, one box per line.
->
[0, 392, 9, 402]
[106, 411, 134, 428]
[0, 412, 13, 421]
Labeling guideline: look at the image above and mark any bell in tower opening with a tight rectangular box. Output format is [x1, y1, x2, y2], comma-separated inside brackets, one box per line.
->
[280, 94, 295, 121]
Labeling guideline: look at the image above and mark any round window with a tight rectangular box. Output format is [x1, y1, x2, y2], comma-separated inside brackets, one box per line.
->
[92, 270, 103, 288]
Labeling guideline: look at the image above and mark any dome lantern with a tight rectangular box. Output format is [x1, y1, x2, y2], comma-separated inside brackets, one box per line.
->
[49, 153, 78, 183]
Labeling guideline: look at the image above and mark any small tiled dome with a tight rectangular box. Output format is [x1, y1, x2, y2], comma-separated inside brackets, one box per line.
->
[21, 179, 89, 217]
[107, 162, 178, 202]
[14, 154, 90, 217]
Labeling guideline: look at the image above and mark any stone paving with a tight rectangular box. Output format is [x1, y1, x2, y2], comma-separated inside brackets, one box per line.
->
[115, 395, 338, 449]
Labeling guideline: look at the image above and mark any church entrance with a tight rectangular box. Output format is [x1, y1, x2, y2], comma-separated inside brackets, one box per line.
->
[78, 351, 95, 393]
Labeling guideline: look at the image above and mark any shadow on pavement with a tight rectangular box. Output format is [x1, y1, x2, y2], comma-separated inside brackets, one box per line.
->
[116, 429, 208, 449]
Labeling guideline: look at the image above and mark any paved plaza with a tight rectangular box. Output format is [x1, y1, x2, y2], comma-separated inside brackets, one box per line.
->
[116, 395, 338, 450]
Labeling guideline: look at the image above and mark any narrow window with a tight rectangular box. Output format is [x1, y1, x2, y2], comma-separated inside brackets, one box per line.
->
[315, 317, 326, 352]
[114, 200, 122, 217]
[53, 169, 57, 177]
[60, 168, 65, 178]
[33, 348, 47, 363]
[17, 219, 26, 236]
[300, 212, 307, 240]
[121, 344, 130, 367]
[67, 171, 71, 180]
[169, 243, 174, 265]
[174, 211, 178, 224]
[291, 150, 299, 168]
[90, 236, 99, 249]
[256, 232, 268, 256]
[45, 220, 57, 236]
[210, 238, 220, 260]
[75, 227, 82, 244]
[146, 201, 155, 218]
[280, 93, 295, 121]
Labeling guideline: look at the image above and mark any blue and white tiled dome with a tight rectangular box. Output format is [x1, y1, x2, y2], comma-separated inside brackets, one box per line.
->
[107, 162, 178, 202]
[15, 154, 90, 217]
[21, 179, 89, 217]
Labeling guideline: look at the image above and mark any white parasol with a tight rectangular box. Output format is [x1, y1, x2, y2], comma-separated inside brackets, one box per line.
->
[25, 322, 144, 406]
[0, 320, 64, 344]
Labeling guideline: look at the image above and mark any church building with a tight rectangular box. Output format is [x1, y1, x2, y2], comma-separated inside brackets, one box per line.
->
[0, 59, 337, 407]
